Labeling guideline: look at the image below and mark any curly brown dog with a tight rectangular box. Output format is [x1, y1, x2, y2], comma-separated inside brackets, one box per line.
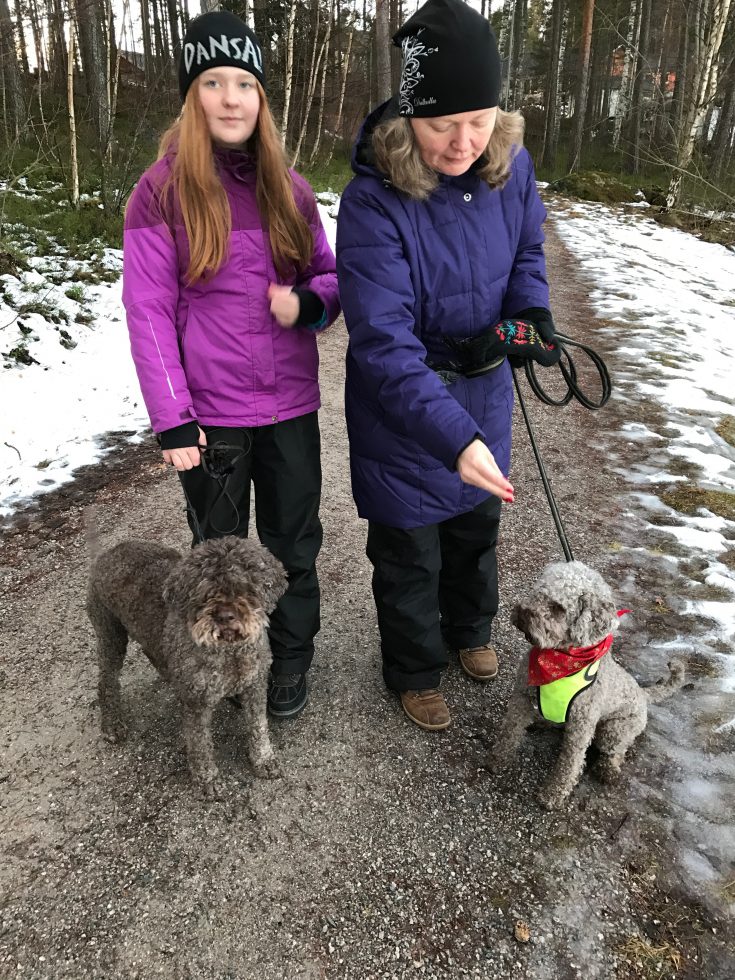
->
[86, 535, 287, 798]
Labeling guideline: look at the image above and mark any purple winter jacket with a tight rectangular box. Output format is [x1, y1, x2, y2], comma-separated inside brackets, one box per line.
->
[123, 148, 340, 435]
[337, 102, 550, 529]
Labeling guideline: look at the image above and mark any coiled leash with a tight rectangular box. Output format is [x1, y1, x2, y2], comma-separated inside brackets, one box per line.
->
[512, 329, 611, 562]
[431, 319, 612, 562]
[181, 439, 252, 545]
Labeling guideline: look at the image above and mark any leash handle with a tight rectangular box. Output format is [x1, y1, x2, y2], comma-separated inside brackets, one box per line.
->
[181, 440, 253, 544]
[524, 334, 611, 410]
[513, 369, 575, 563]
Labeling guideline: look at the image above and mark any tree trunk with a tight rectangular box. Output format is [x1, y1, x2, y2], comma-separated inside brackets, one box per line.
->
[375, 0, 391, 105]
[568, 0, 594, 171]
[13, 0, 29, 75]
[29, 0, 46, 78]
[613, 0, 641, 151]
[280, 0, 297, 141]
[508, 0, 527, 109]
[73, 0, 109, 148]
[310, 0, 333, 163]
[252, 0, 269, 78]
[292, 18, 329, 167]
[67, 19, 79, 208]
[629, 0, 652, 173]
[670, 7, 690, 146]
[0, 0, 24, 139]
[667, 0, 733, 206]
[541, 0, 565, 170]
[141, 0, 153, 85]
[166, 0, 181, 63]
[151, 0, 164, 69]
[327, 9, 355, 164]
[710, 63, 735, 180]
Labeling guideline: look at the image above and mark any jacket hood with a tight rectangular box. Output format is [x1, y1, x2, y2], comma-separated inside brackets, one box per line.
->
[351, 98, 399, 178]
[350, 97, 488, 190]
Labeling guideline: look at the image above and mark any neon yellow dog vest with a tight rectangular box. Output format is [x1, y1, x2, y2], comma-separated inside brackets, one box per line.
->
[536, 660, 601, 724]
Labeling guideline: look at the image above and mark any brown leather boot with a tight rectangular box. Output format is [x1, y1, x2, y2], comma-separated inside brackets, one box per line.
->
[399, 689, 451, 731]
[457, 643, 498, 681]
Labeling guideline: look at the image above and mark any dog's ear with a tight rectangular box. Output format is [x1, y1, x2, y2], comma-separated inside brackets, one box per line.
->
[162, 561, 192, 614]
[569, 590, 616, 647]
[254, 547, 289, 614]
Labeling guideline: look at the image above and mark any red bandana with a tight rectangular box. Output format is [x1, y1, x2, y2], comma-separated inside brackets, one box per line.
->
[527, 610, 630, 687]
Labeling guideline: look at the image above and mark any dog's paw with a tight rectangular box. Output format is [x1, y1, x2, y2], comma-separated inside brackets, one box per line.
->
[486, 750, 511, 774]
[537, 787, 565, 811]
[195, 775, 228, 801]
[595, 758, 622, 786]
[252, 755, 282, 780]
[101, 719, 128, 743]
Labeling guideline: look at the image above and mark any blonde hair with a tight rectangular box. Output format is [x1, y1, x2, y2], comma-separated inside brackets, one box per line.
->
[157, 80, 313, 283]
[372, 108, 525, 200]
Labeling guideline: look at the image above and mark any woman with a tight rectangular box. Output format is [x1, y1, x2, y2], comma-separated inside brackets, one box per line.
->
[337, 0, 554, 730]
[123, 11, 340, 719]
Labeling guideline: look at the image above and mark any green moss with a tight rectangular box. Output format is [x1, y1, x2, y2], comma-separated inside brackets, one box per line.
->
[660, 485, 735, 521]
[547, 170, 638, 204]
[648, 351, 681, 369]
[715, 416, 735, 448]
[65, 284, 86, 302]
[4, 343, 39, 366]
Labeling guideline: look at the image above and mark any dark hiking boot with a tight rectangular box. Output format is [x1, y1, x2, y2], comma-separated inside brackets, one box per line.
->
[268, 672, 308, 718]
[457, 643, 498, 681]
[399, 689, 450, 731]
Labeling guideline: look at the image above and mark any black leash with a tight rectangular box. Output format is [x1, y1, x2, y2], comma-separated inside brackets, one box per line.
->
[512, 334, 612, 562]
[181, 440, 252, 545]
[520, 333, 611, 410]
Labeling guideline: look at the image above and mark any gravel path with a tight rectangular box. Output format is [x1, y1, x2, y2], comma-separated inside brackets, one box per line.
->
[1, 221, 732, 980]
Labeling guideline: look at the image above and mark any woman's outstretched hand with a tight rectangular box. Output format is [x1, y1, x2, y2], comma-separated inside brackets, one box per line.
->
[456, 439, 514, 503]
[162, 427, 208, 471]
[268, 283, 300, 328]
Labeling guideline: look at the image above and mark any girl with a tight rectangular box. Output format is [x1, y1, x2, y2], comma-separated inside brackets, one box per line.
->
[123, 11, 340, 719]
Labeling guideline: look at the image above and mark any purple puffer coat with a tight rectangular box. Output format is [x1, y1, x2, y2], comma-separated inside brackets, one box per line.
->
[123, 148, 340, 434]
[336, 102, 550, 529]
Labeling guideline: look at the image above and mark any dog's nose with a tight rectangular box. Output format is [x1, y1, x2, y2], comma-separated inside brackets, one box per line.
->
[213, 606, 237, 626]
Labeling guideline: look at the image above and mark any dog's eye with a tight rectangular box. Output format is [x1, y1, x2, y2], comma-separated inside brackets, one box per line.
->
[549, 601, 566, 618]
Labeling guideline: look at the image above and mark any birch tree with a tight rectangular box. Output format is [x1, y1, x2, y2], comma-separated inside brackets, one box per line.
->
[375, 0, 391, 105]
[280, 0, 297, 141]
[310, 0, 334, 163]
[667, 0, 733, 206]
[67, 17, 79, 207]
[613, 0, 642, 150]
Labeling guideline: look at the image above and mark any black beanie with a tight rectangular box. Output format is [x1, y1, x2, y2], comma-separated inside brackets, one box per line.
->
[393, 0, 501, 117]
[179, 11, 265, 100]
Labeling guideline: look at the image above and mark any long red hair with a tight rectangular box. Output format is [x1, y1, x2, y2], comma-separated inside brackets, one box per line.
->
[158, 80, 313, 283]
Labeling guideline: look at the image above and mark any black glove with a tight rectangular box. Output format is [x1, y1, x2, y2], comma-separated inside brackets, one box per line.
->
[510, 307, 556, 344]
[158, 420, 201, 450]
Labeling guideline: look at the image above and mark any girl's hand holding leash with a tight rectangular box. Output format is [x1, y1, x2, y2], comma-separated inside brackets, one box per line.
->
[268, 283, 300, 328]
[162, 428, 208, 471]
[457, 439, 514, 504]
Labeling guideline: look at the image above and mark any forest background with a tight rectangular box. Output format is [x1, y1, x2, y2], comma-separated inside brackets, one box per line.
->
[0, 0, 733, 258]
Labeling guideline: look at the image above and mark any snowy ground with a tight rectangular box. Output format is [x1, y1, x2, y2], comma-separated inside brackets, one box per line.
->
[0, 193, 339, 517]
[547, 194, 735, 908]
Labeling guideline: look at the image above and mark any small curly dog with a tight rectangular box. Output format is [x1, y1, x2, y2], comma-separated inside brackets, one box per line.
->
[491, 560, 684, 809]
[86, 535, 287, 798]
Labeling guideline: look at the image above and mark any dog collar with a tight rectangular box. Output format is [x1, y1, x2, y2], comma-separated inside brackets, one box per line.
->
[527, 609, 630, 688]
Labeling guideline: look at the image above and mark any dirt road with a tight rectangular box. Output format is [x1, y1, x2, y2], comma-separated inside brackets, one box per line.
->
[1, 223, 732, 979]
